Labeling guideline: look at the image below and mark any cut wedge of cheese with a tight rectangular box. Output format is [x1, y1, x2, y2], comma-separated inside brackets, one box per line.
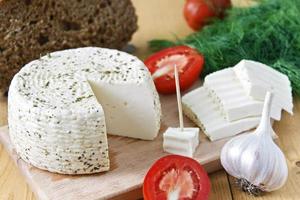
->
[182, 87, 260, 141]
[8, 47, 161, 174]
[204, 68, 282, 121]
[233, 60, 293, 114]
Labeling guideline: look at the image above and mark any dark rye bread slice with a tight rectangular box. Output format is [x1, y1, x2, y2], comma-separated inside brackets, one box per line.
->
[0, 0, 138, 94]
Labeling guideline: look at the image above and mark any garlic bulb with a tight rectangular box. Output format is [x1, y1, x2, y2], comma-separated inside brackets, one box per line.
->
[220, 92, 288, 195]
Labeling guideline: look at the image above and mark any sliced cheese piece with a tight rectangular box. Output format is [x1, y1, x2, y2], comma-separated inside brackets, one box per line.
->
[182, 86, 260, 141]
[233, 60, 293, 114]
[204, 68, 282, 121]
[163, 127, 199, 158]
[8, 47, 161, 174]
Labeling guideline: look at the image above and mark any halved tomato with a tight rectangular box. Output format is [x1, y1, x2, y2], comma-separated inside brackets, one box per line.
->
[143, 155, 211, 200]
[144, 46, 204, 94]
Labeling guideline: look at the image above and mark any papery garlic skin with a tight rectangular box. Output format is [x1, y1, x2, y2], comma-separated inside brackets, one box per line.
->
[221, 133, 288, 191]
[220, 92, 288, 193]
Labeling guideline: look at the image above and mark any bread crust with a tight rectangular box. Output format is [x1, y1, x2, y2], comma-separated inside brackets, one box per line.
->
[0, 0, 138, 94]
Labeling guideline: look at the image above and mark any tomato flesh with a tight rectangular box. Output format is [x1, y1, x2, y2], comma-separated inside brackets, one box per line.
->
[159, 169, 194, 199]
[144, 46, 204, 94]
[143, 155, 211, 200]
[152, 54, 188, 80]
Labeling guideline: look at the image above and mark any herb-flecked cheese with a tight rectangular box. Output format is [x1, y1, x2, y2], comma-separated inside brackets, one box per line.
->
[8, 47, 161, 174]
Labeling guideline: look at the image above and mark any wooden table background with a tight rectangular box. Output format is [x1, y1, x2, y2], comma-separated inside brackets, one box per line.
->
[1, 0, 300, 199]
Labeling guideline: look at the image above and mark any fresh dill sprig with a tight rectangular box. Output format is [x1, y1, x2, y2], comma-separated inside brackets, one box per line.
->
[149, 0, 300, 95]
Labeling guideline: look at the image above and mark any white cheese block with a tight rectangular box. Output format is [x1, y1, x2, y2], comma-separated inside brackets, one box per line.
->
[163, 127, 199, 158]
[182, 86, 260, 141]
[233, 60, 293, 114]
[8, 47, 161, 174]
[204, 68, 282, 121]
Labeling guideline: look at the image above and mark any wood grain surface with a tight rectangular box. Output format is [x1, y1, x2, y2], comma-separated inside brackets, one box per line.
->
[1, 0, 300, 200]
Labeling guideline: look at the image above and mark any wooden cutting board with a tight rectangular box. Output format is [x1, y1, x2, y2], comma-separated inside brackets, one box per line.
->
[0, 85, 239, 200]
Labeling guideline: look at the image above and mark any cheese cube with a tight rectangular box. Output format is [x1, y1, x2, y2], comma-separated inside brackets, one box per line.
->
[163, 127, 199, 158]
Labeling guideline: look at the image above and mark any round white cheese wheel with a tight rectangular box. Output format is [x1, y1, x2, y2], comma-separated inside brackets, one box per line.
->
[8, 47, 161, 174]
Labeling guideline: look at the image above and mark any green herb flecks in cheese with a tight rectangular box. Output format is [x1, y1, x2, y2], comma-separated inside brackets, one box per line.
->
[8, 47, 161, 174]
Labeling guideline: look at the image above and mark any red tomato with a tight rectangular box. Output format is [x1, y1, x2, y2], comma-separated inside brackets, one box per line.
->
[143, 155, 211, 200]
[211, 0, 231, 18]
[183, 0, 216, 31]
[212, 0, 231, 9]
[184, 0, 231, 30]
[144, 46, 204, 94]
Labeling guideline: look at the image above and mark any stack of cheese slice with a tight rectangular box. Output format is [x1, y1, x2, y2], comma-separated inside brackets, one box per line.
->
[182, 60, 293, 141]
[8, 47, 161, 174]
